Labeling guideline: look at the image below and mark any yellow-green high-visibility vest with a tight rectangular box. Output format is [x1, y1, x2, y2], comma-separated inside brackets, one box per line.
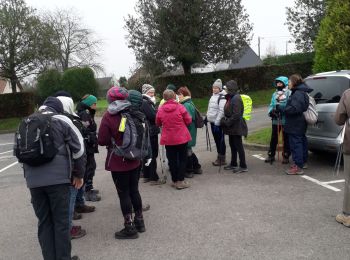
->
[241, 94, 252, 121]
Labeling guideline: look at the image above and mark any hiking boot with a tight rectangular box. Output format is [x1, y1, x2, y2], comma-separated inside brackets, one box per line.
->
[85, 190, 101, 202]
[336, 214, 350, 227]
[193, 167, 203, 174]
[114, 223, 139, 239]
[71, 256, 80, 260]
[233, 167, 248, 173]
[185, 172, 194, 178]
[71, 226, 86, 239]
[73, 211, 82, 220]
[134, 217, 146, 233]
[282, 157, 289, 164]
[212, 155, 226, 166]
[285, 165, 304, 175]
[75, 204, 95, 214]
[176, 181, 190, 190]
[265, 156, 275, 163]
[224, 165, 238, 170]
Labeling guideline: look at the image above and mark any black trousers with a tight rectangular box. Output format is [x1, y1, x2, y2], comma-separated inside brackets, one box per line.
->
[211, 123, 226, 155]
[268, 124, 290, 158]
[142, 135, 159, 181]
[85, 153, 96, 191]
[30, 184, 71, 260]
[228, 135, 247, 168]
[111, 168, 142, 216]
[165, 143, 188, 182]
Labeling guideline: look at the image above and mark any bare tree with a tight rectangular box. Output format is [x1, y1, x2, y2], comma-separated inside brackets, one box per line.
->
[45, 9, 104, 73]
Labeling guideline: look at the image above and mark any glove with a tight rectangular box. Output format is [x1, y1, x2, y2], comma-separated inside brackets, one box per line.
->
[213, 125, 221, 133]
[203, 117, 208, 125]
[145, 158, 152, 167]
[269, 110, 278, 119]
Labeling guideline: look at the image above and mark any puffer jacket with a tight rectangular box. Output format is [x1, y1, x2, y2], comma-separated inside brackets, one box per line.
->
[156, 99, 192, 146]
[220, 93, 248, 137]
[141, 95, 160, 136]
[98, 100, 141, 172]
[206, 90, 226, 126]
[23, 107, 85, 188]
[180, 97, 197, 147]
[335, 89, 350, 154]
[284, 83, 311, 135]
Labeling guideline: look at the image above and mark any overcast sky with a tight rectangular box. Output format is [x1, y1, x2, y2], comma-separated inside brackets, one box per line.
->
[26, 0, 295, 78]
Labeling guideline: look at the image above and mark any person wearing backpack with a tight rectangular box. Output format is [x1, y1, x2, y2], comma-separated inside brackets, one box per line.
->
[76, 94, 101, 202]
[156, 89, 192, 189]
[265, 76, 291, 164]
[334, 88, 350, 227]
[140, 84, 162, 184]
[19, 97, 85, 260]
[205, 79, 227, 166]
[283, 74, 311, 175]
[220, 80, 248, 173]
[98, 86, 147, 239]
[177, 86, 203, 177]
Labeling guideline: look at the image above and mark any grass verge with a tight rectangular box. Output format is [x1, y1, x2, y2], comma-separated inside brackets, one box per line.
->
[0, 117, 21, 132]
[246, 127, 271, 145]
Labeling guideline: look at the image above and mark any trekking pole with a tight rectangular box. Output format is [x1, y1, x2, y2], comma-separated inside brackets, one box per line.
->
[334, 144, 342, 176]
[218, 131, 224, 173]
[277, 115, 281, 163]
[205, 124, 212, 152]
[159, 144, 167, 182]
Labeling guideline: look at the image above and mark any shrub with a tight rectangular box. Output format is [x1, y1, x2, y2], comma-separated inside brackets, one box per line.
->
[0, 92, 35, 119]
[37, 69, 62, 100]
[263, 52, 314, 65]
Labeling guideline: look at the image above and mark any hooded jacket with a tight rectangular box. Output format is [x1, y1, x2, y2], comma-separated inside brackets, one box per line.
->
[23, 107, 85, 188]
[180, 96, 197, 147]
[156, 99, 192, 146]
[284, 83, 311, 135]
[141, 95, 160, 136]
[206, 90, 227, 126]
[98, 100, 140, 172]
[268, 77, 291, 125]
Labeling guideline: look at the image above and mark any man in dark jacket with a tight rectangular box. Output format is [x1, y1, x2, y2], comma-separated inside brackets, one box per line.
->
[140, 84, 162, 184]
[220, 80, 248, 173]
[23, 97, 85, 260]
[284, 74, 310, 175]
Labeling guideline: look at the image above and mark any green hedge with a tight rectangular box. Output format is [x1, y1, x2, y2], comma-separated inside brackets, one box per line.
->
[0, 92, 35, 119]
[153, 62, 313, 98]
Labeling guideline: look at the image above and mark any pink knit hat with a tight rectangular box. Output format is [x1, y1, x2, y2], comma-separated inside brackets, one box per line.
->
[106, 86, 129, 103]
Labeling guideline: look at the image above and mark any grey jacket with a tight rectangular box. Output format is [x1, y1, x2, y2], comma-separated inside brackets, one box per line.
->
[23, 108, 85, 188]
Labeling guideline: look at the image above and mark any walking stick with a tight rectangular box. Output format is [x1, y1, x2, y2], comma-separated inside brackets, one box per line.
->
[218, 130, 224, 173]
[277, 113, 284, 162]
[159, 144, 167, 182]
[205, 123, 212, 152]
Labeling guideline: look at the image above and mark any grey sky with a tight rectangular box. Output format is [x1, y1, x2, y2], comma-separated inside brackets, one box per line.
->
[26, 0, 295, 78]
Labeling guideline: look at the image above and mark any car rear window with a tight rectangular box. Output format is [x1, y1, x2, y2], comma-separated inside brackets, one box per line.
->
[305, 76, 350, 103]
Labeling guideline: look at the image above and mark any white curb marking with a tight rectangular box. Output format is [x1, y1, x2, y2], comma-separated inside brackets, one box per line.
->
[0, 161, 18, 173]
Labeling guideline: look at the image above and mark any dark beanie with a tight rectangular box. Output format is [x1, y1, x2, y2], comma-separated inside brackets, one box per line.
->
[166, 84, 176, 91]
[226, 80, 239, 95]
[43, 97, 64, 113]
[53, 90, 72, 98]
[127, 90, 143, 108]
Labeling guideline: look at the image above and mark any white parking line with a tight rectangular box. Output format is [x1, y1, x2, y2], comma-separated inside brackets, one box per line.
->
[301, 175, 341, 192]
[252, 154, 265, 161]
[0, 143, 14, 146]
[0, 150, 12, 155]
[0, 161, 18, 173]
[323, 180, 345, 185]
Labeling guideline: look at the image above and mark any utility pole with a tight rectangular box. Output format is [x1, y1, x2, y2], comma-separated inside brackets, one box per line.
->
[258, 36, 261, 58]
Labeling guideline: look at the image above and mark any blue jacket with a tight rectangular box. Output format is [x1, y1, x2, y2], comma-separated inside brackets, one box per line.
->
[268, 88, 291, 125]
[284, 83, 311, 135]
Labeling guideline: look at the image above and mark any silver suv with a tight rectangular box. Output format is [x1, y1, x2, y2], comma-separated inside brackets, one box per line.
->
[305, 70, 350, 153]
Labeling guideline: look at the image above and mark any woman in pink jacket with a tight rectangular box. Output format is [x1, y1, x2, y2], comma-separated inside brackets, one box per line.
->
[156, 89, 192, 189]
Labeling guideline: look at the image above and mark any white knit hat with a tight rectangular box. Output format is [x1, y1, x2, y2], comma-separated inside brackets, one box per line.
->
[212, 79, 222, 90]
[142, 84, 155, 95]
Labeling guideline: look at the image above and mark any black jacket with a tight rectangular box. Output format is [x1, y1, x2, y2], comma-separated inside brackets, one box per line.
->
[284, 83, 311, 135]
[141, 95, 160, 136]
[220, 93, 248, 137]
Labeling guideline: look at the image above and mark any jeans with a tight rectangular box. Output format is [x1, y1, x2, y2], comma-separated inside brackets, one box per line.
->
[30, 184, 71, 260]
[165, 143, 188, 182]
[85, 153, 96, 192]
[142, 135, 159, 181]
[75, 184, 85, 207]
[211, 123, 226, 156]
[69, 186, 78, 228]
[111, 168, 142, 216]
[288, 134, 308, 168]
[268, 124, 290, 158]
[228, 135, 247, 168]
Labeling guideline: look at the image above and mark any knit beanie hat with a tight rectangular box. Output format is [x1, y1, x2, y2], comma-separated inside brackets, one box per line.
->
[81, 95, 97, 107]
[225, 80, 239, 94]
[43, 97, 63, 113]
[166, 84, 176, 91]
[142, 84, 155, 95]
[212, 79, 223, 90]
[106, 86, 129, 104]
[53, 90, 72, 98]
[127, 90, 143, 108]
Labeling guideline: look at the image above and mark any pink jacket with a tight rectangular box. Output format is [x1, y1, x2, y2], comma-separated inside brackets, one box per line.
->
[156, 99, 192, 145]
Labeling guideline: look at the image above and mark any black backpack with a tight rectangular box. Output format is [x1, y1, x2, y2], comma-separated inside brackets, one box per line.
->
[14, 112, 58, 166]
[194, 108, 204, 128]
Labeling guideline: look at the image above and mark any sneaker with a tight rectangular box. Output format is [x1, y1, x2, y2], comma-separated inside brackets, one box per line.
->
[85, 190, 101, 202]
[115, 223, 139, 239]
[73, 211, 82, 220]
[176, 181, 190, 190]
[285, 165, 304, 175]
[232, 167, 248, 173]
[71, 226, 86, 239]
[134, 217, 146, 233]
[336, 213, 350, 227]
[302, 163, 308, 169]
[282, 158, 289, 164]
[193, 168, 203, 174]
[75, 204, 95, 214]
[224, 165, 238, 170]
[71, 256, 80, 260]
